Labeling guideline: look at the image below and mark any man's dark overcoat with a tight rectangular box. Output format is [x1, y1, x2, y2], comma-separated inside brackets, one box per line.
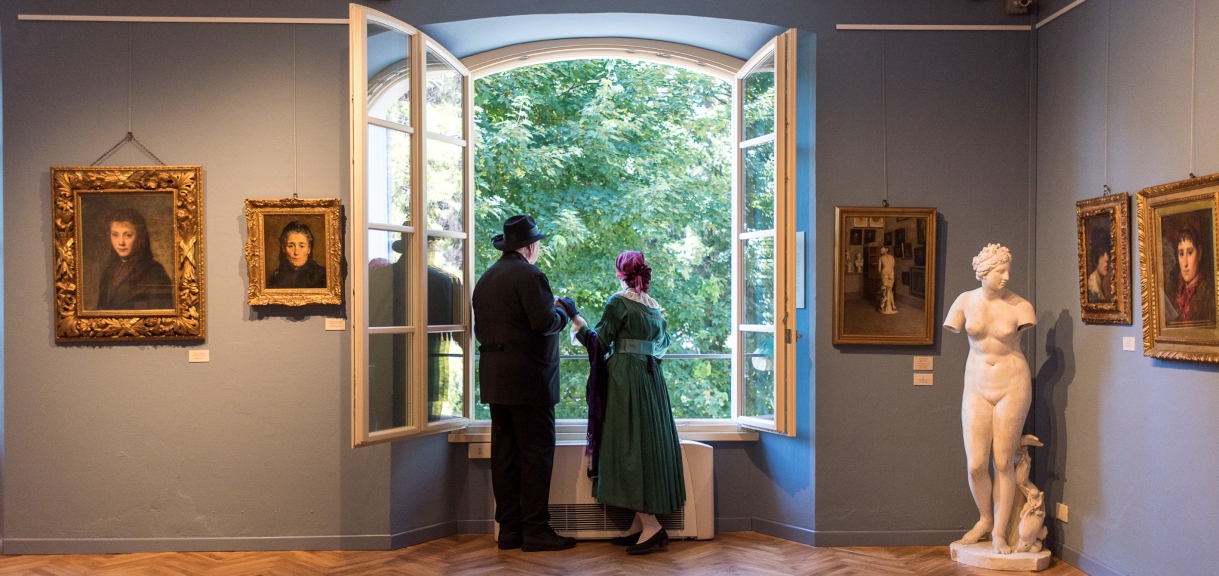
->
[473, 251, 569, 405]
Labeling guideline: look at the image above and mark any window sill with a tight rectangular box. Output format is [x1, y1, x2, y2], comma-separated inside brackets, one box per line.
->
[447, 419, 760, 443]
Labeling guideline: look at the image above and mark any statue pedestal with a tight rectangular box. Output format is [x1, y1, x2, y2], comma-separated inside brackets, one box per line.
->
[949, 541, 1051, 572]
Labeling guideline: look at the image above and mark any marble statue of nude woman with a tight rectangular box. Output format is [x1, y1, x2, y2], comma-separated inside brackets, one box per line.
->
[944, 244, 1036, 554]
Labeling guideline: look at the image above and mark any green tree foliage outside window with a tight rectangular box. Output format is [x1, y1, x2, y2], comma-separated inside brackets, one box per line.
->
[473, 60, 732, 420]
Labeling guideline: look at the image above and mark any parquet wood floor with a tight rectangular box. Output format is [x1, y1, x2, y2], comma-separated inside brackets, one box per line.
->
[0, 532, 1089, 575]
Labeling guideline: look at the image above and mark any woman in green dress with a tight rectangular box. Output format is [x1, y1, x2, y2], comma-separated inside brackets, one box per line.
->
[571, 251, 686, 555]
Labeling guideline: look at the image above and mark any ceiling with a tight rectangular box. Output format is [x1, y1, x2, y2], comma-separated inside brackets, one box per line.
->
[419, 12, 787, 62]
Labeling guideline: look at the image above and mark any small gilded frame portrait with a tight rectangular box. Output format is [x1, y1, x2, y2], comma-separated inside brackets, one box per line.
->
[244, 197, 343, 306]
[1076, 192, 1132, 324]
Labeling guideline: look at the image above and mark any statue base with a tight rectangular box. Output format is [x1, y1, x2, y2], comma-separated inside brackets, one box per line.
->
[949, 540, 1051, 572]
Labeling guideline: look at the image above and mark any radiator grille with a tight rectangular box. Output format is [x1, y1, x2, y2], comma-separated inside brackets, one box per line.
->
[548, 504, 685, 532]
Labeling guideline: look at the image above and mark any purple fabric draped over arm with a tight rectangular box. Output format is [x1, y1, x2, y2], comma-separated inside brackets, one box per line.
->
[584, 330, 610, 478]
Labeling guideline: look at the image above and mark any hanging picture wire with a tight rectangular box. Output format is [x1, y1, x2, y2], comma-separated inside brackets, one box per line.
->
[90, 132, 165, 166]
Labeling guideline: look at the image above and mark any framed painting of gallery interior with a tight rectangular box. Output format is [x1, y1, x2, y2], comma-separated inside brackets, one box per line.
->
[244, 197, 344, 306]
[1137, 173, 1219, 362]
[1075, 192, 1132, 324]
[833, 206, 937, 345]
[51, 166, 205, 342]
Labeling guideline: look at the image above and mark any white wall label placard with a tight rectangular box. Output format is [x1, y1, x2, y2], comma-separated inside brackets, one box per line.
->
[913, 356, 934, 371]
[1122, 337, 1136, 351]
[913, 373, 933, 386]
[188, 350, 210, 363]
[325, 318, 347, 331]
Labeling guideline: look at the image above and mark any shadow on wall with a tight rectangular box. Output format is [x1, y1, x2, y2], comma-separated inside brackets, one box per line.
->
[1030, 309, 1074, 544]
[745, 431, 811, 497]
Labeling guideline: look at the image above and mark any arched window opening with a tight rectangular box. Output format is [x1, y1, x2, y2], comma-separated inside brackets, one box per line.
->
[472, 58, 734, 421]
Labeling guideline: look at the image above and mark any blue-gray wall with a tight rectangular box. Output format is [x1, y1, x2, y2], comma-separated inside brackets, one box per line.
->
[1036, 1, 1219, 575]
[19, 0, 1202, 564]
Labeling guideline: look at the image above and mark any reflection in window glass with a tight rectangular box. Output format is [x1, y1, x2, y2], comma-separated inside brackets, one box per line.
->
[742, 330, 775, 420]
[426, 138, 464, 231]
[742, 51, 776, 141]
[369, 332, 410, 432]
[367, 125, 410, 226]
[368, 229, 410, 328]
[426, 49, 464, 139]
[743, 236, 775, 326]
[742, 141, 775, 232]
[366, 24, 411, 126]
[426, 236, 465, 326]
[428, 331, 465, 421]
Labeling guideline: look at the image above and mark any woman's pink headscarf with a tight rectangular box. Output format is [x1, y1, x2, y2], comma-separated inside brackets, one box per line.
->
[615, 251, 651, 293]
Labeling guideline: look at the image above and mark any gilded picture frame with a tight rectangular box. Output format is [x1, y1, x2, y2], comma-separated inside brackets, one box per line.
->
[1076, 192, 1132, 324]
[244, 197, 343, 306]
[833, 206, 938, 346]
[51, 166, 205, 342]
[1137, 173, 1219, 362]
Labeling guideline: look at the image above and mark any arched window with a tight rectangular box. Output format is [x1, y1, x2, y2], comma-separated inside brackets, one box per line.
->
[349, 5, 798, 446]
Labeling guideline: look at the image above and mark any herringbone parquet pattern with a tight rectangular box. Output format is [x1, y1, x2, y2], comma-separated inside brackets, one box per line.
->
[0, 532, 1088, 576]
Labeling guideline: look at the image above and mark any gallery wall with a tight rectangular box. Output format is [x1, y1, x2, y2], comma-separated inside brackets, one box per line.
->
[0, 10, 394, 552]
[2, 0, 1041, 554]
[1035, 0, 1219, 574]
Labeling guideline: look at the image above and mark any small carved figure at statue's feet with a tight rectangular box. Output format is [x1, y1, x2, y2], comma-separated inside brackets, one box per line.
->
[961, 519, 992, 544]
[992, 534, 1014, 554]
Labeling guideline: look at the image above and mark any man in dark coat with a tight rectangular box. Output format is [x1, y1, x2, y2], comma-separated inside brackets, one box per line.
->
[472, 214, 576, 552]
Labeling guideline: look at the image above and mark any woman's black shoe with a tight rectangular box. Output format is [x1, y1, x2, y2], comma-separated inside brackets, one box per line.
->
[626, 529, 669, 555]
[610, 532, 641, 546]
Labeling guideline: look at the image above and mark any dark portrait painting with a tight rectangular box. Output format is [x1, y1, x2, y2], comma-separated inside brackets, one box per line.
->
[1084, 212, 1117, 304]
[263, 213, 329, 290]
[849, 228, 863, 245]
[79, 192, 176, 312]
[894, 228, 906, 245]
[884, 232, 893, 246]
[1160, 208, 1216, 329]
[864, 228, 877, 244]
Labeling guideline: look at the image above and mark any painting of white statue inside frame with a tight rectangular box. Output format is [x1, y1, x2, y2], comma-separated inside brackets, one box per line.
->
[833, 207, 937, 346]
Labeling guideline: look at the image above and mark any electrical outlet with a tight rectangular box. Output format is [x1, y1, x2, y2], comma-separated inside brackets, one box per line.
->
[468, 443, 491, 459]
[1056, 502, 1069, 523]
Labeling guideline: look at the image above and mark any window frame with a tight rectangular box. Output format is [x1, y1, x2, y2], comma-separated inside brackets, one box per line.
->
[350, 23, 799, 447]
[350, 5, 474, 446]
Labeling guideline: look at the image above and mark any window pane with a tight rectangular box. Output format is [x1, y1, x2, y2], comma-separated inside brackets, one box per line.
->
[743, 236, 775, 325]
[368, 229, 410, 327]
[366, 23, 411, 126]
[367, 124, 410, 226]
[427, 236, 465, 326]
[426, 49, 464, 139]
[426, 138, 464, 231]
[743, 331, 775, 420]
[664, 357, 731, 419]
[428, 331, 465, 422]
[742, 51, 776, 141]
[369, 332, 411, 432]
[742, 140, 775, 232]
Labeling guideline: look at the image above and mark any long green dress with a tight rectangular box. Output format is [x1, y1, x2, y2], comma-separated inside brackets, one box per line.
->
[577, 292, 686, 515]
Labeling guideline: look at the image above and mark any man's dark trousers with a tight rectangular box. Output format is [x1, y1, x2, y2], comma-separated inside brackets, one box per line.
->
[490, 404, 556, 538]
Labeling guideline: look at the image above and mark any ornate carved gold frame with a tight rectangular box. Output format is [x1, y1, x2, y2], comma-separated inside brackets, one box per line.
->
[52, 166, 205, 342]
[244, 197, 343, 306]
[1137, 173, 1219, 362]
[832, 206, 938, 346]
[1076, 192, 1132, 324]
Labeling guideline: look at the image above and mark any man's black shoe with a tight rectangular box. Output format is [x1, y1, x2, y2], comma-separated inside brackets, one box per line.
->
[497, 531, 523, 550]
[521, 529, 577, 552]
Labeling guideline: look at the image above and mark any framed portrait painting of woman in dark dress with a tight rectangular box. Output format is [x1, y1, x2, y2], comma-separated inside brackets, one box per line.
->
[1137, 173, 1219, 362]
[51, 166, 205, 342]
[244, 197, 343, 306]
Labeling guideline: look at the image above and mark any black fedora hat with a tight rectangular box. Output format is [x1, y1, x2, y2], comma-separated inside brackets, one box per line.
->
[493, 214, 548, 251]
